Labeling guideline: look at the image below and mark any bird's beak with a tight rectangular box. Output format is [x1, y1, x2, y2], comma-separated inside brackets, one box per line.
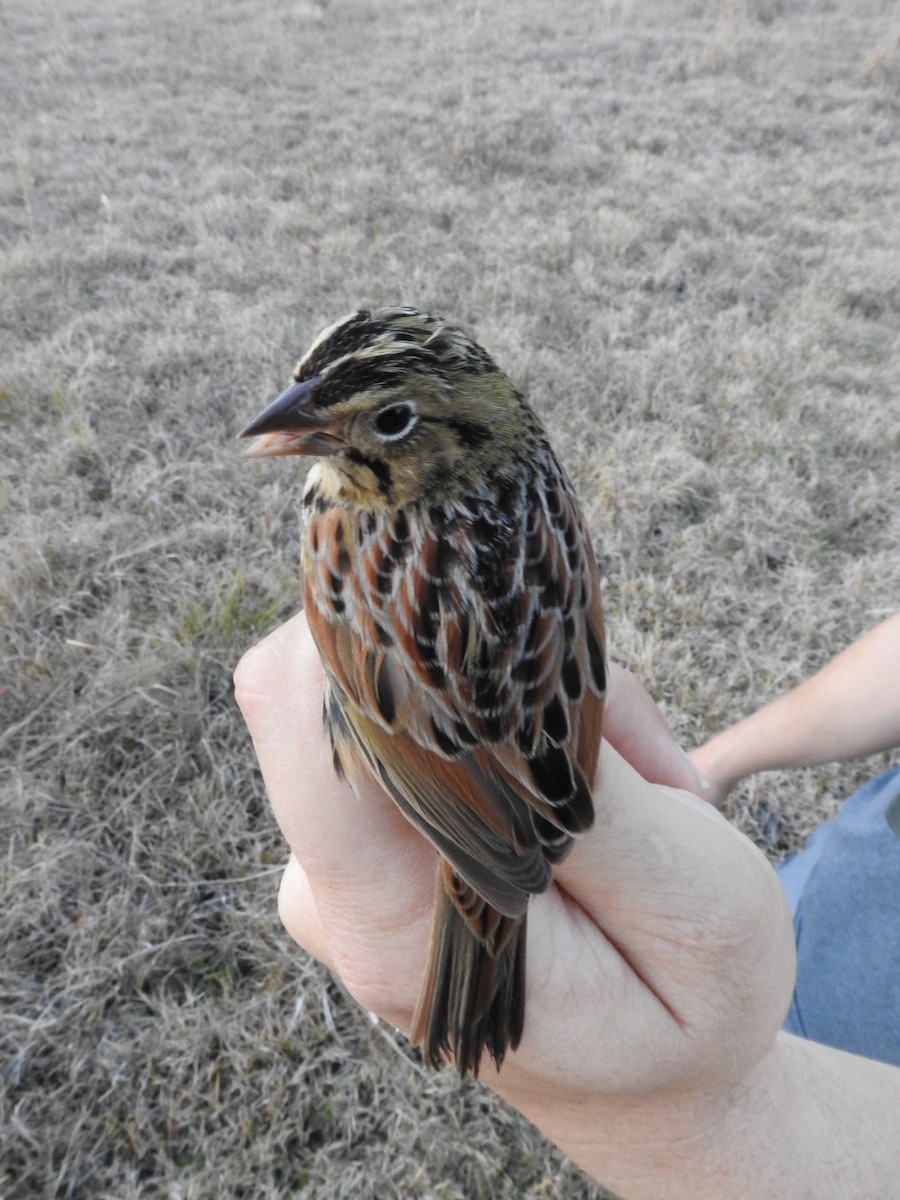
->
[239, 377, 346, 458]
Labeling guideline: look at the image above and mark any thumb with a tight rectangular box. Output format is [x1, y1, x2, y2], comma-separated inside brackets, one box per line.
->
[603, 664, 713, 799]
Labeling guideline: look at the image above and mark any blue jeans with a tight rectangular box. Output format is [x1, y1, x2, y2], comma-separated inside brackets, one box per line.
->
[777, 766, 900, 1066]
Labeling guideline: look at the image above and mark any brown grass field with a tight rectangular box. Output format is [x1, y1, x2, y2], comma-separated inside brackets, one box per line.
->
[3, 0, 899, 1196]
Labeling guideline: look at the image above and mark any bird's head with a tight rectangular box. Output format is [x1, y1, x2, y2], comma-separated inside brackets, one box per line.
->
[240, 307, 541, 507]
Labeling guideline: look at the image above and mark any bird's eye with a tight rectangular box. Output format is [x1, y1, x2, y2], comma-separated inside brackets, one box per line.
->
[374, 403, 417, 440]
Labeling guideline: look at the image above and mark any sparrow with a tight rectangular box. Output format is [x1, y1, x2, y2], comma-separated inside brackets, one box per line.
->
[241, 307, 605, 1077]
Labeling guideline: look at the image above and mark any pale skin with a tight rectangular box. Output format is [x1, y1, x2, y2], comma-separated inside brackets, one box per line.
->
[690, 611, 900, 806]
[234, 614, 900, 1200]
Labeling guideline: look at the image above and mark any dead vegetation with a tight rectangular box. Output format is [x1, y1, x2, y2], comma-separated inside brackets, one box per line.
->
[2, 0, 899, 1195]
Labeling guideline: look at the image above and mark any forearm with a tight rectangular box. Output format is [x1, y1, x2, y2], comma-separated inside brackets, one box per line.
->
[697, 614, 900, 791]
[495, 1033, 900, 1200]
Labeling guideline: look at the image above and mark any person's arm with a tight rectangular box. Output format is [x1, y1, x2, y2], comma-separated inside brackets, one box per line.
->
[488, 1028, 899, 1199]
[691, 613, 900, 805]
[235, 615, 900, 1200]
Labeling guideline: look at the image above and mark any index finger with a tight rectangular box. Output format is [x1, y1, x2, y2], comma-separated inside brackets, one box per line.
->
[234, 612, 435, 1013]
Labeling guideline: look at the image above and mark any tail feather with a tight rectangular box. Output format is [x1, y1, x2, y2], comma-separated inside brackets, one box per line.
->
[411, 863, 527, 1077]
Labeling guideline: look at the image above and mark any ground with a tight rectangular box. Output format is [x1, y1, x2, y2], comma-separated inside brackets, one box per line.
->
[2, 0, 899, 1196]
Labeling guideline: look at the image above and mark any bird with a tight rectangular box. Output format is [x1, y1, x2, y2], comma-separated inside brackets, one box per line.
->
[240, 307, 606, 1077]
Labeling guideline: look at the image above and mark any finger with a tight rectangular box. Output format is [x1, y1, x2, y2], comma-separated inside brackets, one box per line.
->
[235, 613, 434, 1016]
[277, 853, 334, 969]
[235, 612, 407, 866]
[604, 664, 712, 798]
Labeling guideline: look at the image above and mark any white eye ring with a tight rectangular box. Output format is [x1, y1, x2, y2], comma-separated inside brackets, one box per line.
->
[373, 402, 418, 441]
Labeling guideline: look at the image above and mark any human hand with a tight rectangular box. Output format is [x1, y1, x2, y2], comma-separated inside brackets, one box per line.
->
[235, 613, 793, 1087]
[235, 616, 900, 1199]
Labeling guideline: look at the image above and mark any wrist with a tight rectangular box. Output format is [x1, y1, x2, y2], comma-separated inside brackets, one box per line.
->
[690, 725, 757, 799]
[490, 1033, 900, 1200]
[490, 1048, 780, 1200]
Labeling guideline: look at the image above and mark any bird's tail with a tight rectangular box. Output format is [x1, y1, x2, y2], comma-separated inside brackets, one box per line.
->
[411, 861, 526, 1078]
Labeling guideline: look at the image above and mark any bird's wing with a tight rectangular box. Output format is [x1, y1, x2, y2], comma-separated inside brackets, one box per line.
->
[334, 698, 550, 918]
[303, 454, 605, 914]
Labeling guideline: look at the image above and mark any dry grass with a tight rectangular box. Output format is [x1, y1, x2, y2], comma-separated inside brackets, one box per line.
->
[2, 0, 899, 1196]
